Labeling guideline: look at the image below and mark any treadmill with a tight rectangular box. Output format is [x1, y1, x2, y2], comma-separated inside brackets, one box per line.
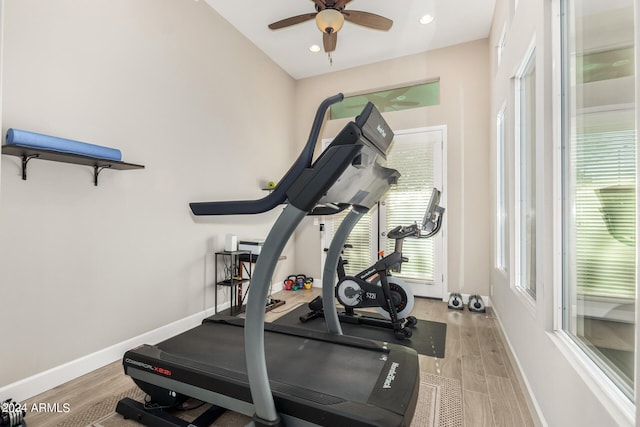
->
[117, 100, 419, 427]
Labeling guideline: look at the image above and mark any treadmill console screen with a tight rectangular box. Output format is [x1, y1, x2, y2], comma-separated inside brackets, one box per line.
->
[355, 102, 394, 156]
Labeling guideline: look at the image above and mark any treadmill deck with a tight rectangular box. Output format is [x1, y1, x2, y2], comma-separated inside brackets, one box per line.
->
[123, 318, 419, 427]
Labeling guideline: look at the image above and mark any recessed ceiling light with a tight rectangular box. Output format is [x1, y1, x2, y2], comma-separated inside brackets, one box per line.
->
[309, 44, 321, 53]
[420, 14, 434, 25]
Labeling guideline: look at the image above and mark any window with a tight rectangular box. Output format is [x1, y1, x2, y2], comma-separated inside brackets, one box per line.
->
[561, 0, 636, 398]
[330, 81, 440, 120]
[496, 106, 507, 271]
[515, 44, 537, 299]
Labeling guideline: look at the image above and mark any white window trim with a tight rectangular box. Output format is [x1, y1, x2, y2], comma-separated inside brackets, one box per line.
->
[551, 0, 564, 332]
[635, 0, 640, 414]
[495, 103, 507, 273]
[548, 331, 635, 424]
[513, 35, 537, 310]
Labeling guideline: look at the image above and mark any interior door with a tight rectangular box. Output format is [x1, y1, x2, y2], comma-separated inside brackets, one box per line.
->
[380, 127, 445, 299]
[323, 127, 447, 300]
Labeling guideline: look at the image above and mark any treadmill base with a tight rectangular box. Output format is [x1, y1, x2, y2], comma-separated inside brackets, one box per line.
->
[116, 397, 225, 427]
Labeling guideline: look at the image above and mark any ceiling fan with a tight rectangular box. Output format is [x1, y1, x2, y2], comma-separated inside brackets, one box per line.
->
[268, 0, 393, 62]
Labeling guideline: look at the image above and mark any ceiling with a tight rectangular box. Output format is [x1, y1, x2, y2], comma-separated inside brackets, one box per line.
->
[204, 0, 497, 80]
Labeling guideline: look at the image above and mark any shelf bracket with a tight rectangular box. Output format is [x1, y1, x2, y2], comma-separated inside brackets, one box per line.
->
[21, 154, 40, 180]
[94, 165, 112, 186]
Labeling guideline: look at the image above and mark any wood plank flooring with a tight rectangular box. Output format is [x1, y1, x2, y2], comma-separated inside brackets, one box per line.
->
[21, 288, 538, 426]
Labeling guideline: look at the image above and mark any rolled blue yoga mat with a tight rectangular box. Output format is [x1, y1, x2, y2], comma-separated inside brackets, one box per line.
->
[5, 128, 122, 161]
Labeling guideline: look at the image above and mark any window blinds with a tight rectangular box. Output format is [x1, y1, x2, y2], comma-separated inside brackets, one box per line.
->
[573, 129, 636, 299]
[385, 135, 436, 282]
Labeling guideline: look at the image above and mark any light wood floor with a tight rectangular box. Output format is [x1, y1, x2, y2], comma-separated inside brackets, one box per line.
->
[22, 288, 538, 427]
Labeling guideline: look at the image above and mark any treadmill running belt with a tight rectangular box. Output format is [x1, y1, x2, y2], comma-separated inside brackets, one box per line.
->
[123, 318, 419, 426]
[155, 321, 386, 403]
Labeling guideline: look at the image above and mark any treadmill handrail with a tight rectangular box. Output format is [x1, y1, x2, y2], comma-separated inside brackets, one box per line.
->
[189, 93, 344, 215]
[246, 104, 398, 425]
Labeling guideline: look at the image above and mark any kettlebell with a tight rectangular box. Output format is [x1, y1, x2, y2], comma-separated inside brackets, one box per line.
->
[284, 275, 296, 291]
[295, 274, 307, 291]
[448, 292, 464, 310]
[468, 294, 486, 313]
[304, 276, 314, 290]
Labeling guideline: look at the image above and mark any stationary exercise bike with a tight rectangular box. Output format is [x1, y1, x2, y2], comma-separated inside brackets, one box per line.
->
[300, 188, 445, 340]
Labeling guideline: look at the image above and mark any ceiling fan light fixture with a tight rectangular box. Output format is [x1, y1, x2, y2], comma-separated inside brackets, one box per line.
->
[316, 9, 345, 34]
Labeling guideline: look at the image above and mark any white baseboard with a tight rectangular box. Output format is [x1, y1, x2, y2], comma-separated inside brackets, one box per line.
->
[0, 304, 226, 402]
[492, 307, 547, 427]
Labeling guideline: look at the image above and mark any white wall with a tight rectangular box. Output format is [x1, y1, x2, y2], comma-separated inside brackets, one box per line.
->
[0, 0, 296, 388]
[293, 40, 492, 300]
[489, 0, 636, 425]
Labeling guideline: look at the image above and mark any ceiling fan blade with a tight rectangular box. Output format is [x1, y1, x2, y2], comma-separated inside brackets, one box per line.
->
[342, 10, 393, 31]
[323, 31, 337, 52]
[384, 88, 411, 100]
[268, 13, 317, 30]
[311, 0, 326, 9]
[333, 0, 353, 9]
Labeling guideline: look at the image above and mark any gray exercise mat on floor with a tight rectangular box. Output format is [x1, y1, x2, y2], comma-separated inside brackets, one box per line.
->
[272, 304, 447, 358]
